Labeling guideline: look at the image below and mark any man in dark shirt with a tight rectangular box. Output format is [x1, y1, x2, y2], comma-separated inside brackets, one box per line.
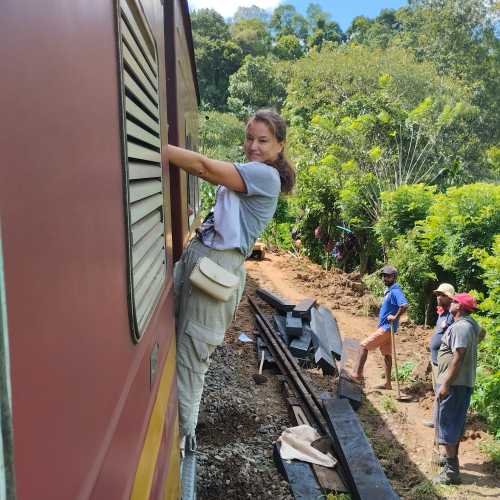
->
[422, 283, 455, 428]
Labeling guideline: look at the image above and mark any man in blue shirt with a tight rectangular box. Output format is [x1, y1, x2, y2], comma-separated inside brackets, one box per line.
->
[352, 265, 408, 388]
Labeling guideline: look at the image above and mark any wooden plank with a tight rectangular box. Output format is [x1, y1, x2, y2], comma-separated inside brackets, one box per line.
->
[312, 464, 349, 494]
[310, 306, 343, 360]
[126, 119, 160, 148]
[256, 288, 295, 314]
[292, 298, 317, 320]
[323, 398, 398, 500]
[127, 142, 161, 163]
[285, 312, 303, 338]
[121, 20, 157, 89]
[273, 443, 323, 500]
[337, 375, 362, 411]
[125, 96, 159, 134]
[129, 180, 162, 203]
[130, 194, 162, 224]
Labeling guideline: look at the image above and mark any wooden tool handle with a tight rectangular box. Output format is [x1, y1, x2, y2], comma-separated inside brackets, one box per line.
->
[259, 351, 265, 375]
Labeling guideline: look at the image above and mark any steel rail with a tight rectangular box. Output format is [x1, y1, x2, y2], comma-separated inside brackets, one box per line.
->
[248, 297, 326, 412]
[254, 314, 326, 432]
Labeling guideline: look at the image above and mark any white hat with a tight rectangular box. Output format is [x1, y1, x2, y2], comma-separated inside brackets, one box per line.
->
[433, 283, 455, 299]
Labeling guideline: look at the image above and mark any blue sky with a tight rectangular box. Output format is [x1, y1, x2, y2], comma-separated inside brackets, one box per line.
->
[188, 1, 408, 30]
[290, 1, 408, 30]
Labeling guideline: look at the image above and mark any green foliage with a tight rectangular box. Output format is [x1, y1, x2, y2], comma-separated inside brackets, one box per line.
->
[392, 361, 416, 382]
[260, 196, 297, 252]
[375, 184, 436, 248]
[270, 4, 309, 44]
[381, 395, 397, 413]
[387, 229, 436, 323]
[479, 438, 500, 466]
[231, 19, 271, 58]
[227, 56, 287, 119]
[191, 9, 243, 109]
[198, 111, 245, 214]
[419, 183, 500, 291]
[470, 236, 500, 436]
[199, 111, 245, 161]
[273, 34, 304, 60]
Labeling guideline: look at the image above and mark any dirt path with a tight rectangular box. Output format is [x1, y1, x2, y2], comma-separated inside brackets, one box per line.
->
[242, 252, 499, 499]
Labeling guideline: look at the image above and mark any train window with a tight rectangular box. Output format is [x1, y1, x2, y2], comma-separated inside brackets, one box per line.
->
[118, 0, 166, 342]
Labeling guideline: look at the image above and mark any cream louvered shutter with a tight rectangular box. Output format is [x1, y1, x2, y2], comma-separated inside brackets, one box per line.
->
[119, 0, 166, 341]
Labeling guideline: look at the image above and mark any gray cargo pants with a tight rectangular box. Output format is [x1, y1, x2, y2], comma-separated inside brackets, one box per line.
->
[174, 238, 246, 438]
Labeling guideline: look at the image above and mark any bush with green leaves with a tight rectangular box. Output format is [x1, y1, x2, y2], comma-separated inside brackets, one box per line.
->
[470, 235, 500, 437]
[418, 183, 500, 292]
[375, 184, 436, 251]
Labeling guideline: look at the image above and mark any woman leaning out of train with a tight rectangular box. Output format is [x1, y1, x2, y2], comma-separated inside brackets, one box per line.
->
[167, 109, 295, 453]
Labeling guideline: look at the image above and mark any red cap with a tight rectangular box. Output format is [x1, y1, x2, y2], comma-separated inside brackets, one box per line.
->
[452, 293, 478, 312]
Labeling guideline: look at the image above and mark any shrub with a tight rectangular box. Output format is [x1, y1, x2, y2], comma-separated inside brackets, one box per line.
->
[375, 184, 436, 250]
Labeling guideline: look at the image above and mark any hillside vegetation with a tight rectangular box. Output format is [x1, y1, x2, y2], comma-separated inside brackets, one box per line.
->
[191, 1, 500, 440]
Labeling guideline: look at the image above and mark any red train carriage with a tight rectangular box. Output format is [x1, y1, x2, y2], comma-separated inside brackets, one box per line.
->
[0, 0, 199, 498]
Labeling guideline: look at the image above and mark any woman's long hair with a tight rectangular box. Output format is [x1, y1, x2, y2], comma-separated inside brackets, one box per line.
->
[249, 109, 296, 194]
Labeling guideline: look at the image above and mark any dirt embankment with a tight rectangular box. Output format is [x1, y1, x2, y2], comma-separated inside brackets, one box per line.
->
[197, 252, 499, 500]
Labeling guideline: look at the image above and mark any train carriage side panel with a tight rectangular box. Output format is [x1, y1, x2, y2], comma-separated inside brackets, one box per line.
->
[0, 0, 197, 498]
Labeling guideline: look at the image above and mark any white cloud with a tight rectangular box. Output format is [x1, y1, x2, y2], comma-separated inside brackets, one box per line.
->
[188, 0, 281, 19]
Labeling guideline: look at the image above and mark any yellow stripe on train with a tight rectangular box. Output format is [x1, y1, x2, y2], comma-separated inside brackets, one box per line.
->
[131, 337, 180, 500]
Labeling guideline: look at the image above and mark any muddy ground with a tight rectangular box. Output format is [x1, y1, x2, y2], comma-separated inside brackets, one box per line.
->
[196, 252, 499, 500]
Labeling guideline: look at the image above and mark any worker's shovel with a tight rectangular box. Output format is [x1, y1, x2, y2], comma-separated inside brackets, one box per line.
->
[390, 321, 412, 402]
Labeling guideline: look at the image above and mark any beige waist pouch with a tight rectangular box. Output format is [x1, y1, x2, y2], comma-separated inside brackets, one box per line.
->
[189, 256, 240, 302]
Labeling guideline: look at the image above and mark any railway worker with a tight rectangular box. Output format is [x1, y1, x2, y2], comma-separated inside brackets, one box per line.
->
[351, 265, 408, 388]
[167, 109, 295, 453]
[434, 293, 483, 485]
[422, 283, 455, 428]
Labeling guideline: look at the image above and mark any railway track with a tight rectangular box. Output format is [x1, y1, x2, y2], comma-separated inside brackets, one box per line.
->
[248, 295, 399, 500]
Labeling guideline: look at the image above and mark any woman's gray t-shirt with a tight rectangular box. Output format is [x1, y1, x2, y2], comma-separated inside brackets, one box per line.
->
[198, 161, 281, 257]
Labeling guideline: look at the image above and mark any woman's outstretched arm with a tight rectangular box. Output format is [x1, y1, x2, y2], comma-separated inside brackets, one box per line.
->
[167, 145, 245, 192]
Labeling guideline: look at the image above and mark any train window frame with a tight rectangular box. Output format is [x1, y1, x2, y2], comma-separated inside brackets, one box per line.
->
[116, 0, 167, 343]
[185, 131, 200, 227]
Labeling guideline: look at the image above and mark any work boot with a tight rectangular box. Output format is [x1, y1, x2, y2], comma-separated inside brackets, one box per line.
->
[422, 419, 434, 428]
[433, 457, 461, 485]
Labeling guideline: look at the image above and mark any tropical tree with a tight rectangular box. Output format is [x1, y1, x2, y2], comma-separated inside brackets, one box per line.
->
[227, 56, 287, 119]
[231, 19, 272, 57]
[191, 9, 243, 109]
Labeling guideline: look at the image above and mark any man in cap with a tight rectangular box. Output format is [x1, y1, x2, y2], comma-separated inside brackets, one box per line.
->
[434, 293, 482, 485]
[422, 283, 456, 428]
[352, 265, 408, 388]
